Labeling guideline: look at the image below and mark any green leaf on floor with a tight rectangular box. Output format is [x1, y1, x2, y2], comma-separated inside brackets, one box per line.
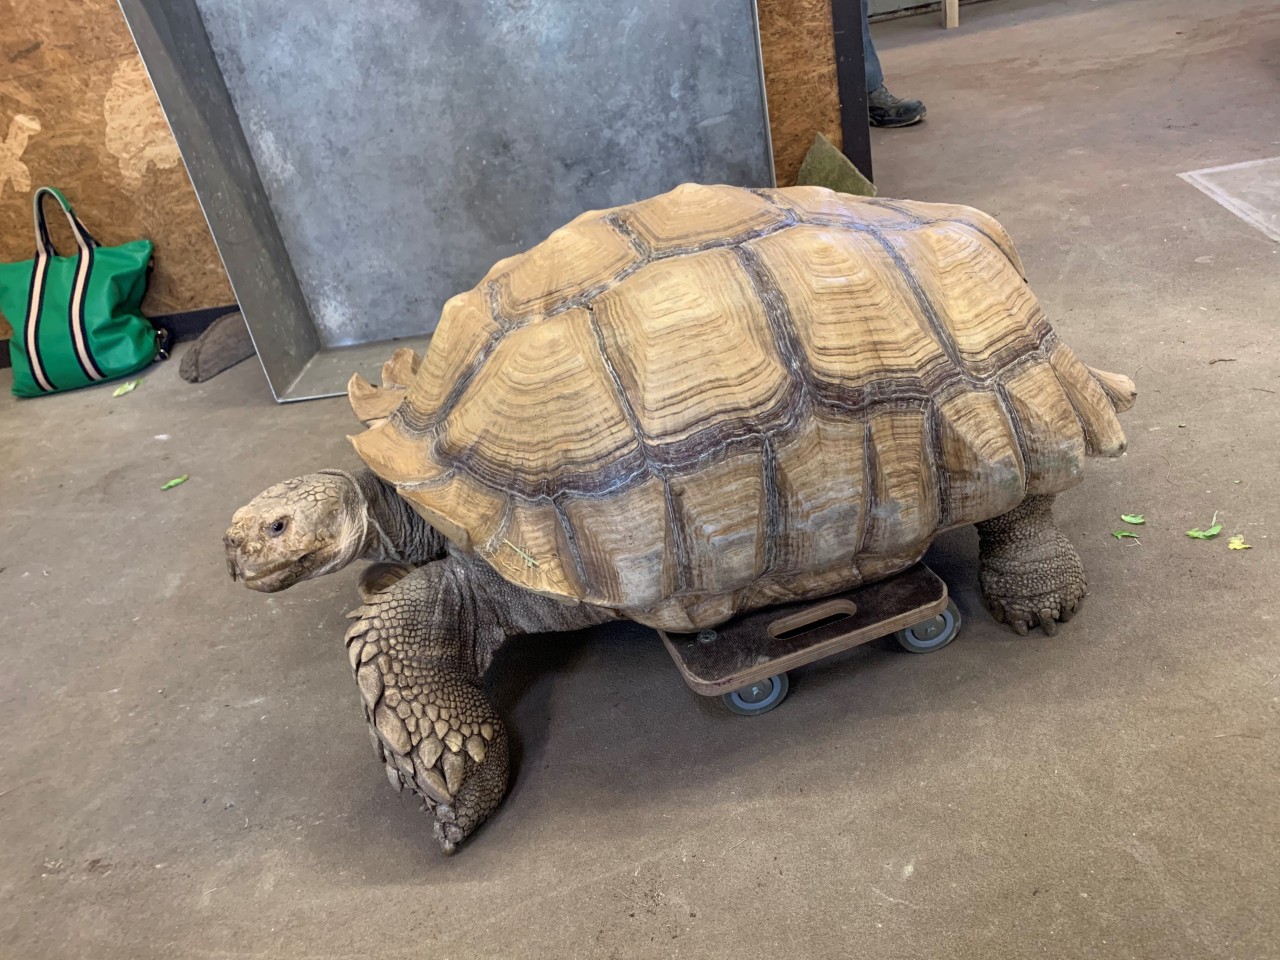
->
[1228, 535, 1251, 550]
[1186, 512, 1222, 540]
[1120, 513, 1145, 525]
[1112, 530, 1140, 540]
[161, 475, 189, 490]
[112, 380, 139, 397]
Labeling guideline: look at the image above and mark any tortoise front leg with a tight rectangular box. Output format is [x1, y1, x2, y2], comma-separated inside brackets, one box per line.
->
[975, 494, 1087, 636]
[344, 561, 510, 853]
[343, 554, 613, 852]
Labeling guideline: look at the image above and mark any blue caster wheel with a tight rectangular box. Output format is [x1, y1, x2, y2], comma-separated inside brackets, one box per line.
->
[894, 600, 961, 654]
[722, 673, 790, 715]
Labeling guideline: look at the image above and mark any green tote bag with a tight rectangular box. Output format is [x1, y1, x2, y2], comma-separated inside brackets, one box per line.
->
[0, 187, 160, 398]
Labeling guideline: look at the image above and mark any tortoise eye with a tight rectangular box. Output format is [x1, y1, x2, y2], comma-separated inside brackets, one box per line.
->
[268, 518, 288, 537]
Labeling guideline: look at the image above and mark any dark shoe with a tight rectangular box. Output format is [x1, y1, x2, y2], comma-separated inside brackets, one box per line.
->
[868, 85, 926, 127]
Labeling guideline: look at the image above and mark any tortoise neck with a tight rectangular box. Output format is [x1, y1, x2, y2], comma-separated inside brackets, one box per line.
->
[339, 468, 446, 565]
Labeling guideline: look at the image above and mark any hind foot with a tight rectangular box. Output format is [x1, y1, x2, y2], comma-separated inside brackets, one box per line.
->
[976, 495, 1087, 637]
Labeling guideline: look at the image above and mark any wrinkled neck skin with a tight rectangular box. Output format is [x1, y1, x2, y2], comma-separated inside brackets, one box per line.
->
[323, 468, 447, 567]
[421, 552, 616, 676]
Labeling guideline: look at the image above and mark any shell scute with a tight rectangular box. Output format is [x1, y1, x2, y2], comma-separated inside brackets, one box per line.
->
[746, 224, 949, 395]
[436, 308, 637, 493]
[1001, 363, 1088, 495]
[771, 415, 867, 570]
[592, 250, 791, 446]
[490, 216, 638, 319]
[860, 408, 941, 559]
[885, 221, 1046, 379]
[666, 447, 767, 595]
[935, 389, 1026, 527]
[618, 182, 787, 253]
[562, 475, 669, 611]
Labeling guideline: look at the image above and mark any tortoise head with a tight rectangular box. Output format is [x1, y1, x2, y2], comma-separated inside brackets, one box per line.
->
[224, 471, 369, 592]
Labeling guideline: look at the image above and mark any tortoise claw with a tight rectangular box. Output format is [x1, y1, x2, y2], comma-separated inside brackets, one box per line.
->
[433, 818, 464, 855]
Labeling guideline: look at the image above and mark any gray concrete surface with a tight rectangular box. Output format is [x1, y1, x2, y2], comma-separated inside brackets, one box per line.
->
[2, 0, 1278, 956]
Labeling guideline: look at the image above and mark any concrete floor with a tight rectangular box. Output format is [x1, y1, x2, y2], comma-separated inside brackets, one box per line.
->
[3, 0, 1279, 956]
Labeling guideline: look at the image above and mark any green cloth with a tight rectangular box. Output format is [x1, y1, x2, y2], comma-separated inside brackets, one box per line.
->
[795, 133, 877, 197]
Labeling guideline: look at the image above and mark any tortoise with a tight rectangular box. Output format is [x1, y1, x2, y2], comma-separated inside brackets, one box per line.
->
[225, 183, 1135, 852]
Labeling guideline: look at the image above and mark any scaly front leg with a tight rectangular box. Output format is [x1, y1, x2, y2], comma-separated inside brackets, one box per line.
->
[343, 553, 613, 853]
[344, 561, 509, 853]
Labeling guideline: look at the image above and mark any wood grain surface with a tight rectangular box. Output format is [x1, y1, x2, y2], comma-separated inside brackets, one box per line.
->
[0, 0, 233, 342]
[757, 0, 843, 187]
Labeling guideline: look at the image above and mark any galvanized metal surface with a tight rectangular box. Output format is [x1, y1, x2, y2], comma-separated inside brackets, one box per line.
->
[118, 0, 322, 400]
[123, 0, 774, 400]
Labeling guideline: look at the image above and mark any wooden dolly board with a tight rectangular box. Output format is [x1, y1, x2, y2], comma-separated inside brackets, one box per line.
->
[658, 564, 961, 715]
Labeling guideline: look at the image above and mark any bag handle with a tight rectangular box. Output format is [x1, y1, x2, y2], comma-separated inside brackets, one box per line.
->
[32, 187, 98, 258]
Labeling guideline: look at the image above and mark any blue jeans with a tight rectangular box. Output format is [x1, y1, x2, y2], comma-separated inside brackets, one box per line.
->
[862, 0, 884, 92]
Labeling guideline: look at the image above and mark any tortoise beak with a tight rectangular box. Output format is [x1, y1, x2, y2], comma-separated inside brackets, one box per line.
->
[223, 530, 243, 582]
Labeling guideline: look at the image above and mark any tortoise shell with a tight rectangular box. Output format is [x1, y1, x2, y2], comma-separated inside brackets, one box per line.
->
[352, 184, 1126, 631]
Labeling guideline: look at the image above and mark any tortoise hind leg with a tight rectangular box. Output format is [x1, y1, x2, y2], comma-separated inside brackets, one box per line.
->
[975, 494, 1086, 636]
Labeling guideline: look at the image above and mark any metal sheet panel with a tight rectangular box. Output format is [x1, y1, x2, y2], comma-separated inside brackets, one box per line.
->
[121, 0, 774, 400]
[118, 0, 321, 399]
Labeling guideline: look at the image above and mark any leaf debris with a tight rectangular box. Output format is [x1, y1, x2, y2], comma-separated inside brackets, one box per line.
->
[161, 475, 189, 490]
[112, 380, 140, 397]
[1112, 530, 1141, 541]
[502, 539, 539, 568]
[1186, 513, 1222, 540]
[1120, 514, 1145, 525]
[1228, 535, 1251, 550]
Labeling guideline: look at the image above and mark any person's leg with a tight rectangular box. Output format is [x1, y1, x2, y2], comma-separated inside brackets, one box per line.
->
[862, 0, 884, 93]
[862, 0, 927, 128]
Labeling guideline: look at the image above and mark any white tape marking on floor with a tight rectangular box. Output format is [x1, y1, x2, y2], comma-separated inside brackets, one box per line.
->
[1178, 156, 1280, 244]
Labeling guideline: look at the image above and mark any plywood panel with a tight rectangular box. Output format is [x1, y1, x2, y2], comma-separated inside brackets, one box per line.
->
[0, 0, 233, 342]
[757, 0, 843, 187]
